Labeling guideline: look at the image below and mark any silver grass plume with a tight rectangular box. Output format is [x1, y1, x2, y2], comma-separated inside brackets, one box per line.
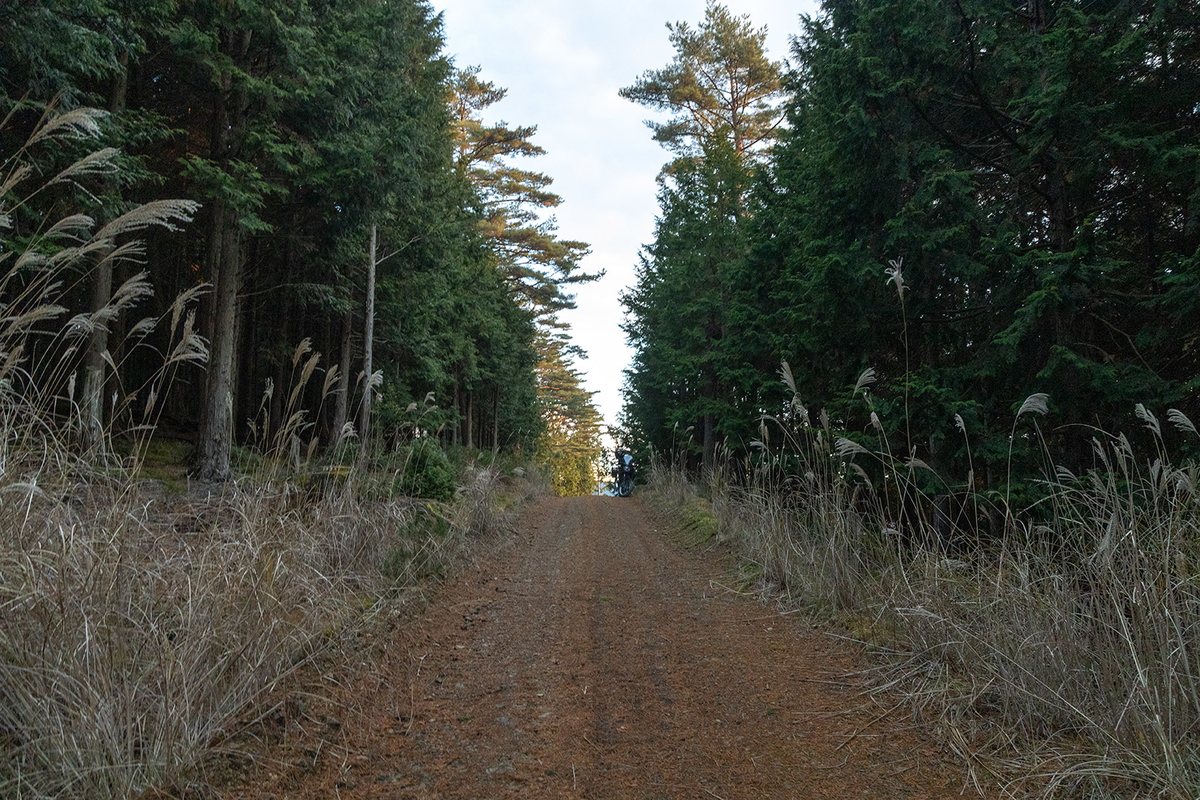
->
[1168, 408, 1197, 438]
[166, 310, 207, 366]
[322, 364, 340, 397]
[5, 304, 67, 332]
[44, 213, 95, 242]
[1135, 403, 1161, 438]
[65, 312, 94, 338]
[779, 359, 797, 394]
[47, 147, 119, 187]
[849, 462, 874, 490]
[107, 271, 154, 315]
[13, 248, 51, 272]
[292, 337, 313, 367]
[81, 270, 153, 334]
[127, 317, 157, 339]
[854, 366, 877, 395]
[0, 343, 24, 385]
[796, 401, 811, 428]
[836, 437, 870, 458]
[289, 352, 321, 409]
[93, 241, 148, 276]
[168, 283, 210, 336]
[1016, 392, 1049, 419]
[95, 199, 200, 240]
[884, 257, 906, 296]
[335, 422, 358, 447]
[1, 163, 33, 199]
[27, 107, 107, 146]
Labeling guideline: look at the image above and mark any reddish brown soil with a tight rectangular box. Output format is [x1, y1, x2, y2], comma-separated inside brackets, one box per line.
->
[220, 496, 988, 799]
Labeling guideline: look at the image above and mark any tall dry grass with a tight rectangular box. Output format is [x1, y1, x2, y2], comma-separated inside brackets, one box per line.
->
[0, 107, 525, 798]
[646, 310, 1199, 797]
[656, 402, 1200, 796]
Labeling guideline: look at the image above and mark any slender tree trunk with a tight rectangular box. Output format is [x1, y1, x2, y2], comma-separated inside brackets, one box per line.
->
[81, 51, 130, 455]
[359, 223, 377, 460]
[492, 387, 500, 453]
[1026, 0, 1046, 33]
[452, 380, 460, 447]
[466, 392, 474, 449]
[232, 261, 248, 438]
[196, 48, 231, 474]
[197, 222, 241, 480]
[199, 55, 231, 354]
[81, 252, 115, 454]
[200, 201, 226, 352]
[196, 30, 250, 480]
[331, 307, 352, 444]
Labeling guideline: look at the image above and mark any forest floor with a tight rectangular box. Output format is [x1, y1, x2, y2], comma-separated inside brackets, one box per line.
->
[216, 495, 994, 799]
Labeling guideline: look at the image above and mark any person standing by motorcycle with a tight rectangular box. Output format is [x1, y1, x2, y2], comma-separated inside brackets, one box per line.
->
[612, 449, 635, 497]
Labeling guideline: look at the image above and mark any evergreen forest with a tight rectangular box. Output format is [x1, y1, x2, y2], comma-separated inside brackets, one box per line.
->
[1, 0, 603, 487]
[621, 0, 1199, 502]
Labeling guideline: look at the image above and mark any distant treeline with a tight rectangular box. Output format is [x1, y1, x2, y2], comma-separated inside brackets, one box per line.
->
[622, 1, 1199, 490]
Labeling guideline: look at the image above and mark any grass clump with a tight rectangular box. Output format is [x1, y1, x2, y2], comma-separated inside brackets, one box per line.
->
[641, 461, 719, 546]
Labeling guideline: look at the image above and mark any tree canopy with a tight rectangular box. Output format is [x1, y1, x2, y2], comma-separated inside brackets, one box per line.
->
[534, 326, 604, 495]
[619, 0, 784, 160]
[448, 65, 597, 320]
[621, 0, 1199, 492]
[0, 0, 595, 477]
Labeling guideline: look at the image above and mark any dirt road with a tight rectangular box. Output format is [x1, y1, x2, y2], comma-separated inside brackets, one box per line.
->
[223, 496, 983, 799]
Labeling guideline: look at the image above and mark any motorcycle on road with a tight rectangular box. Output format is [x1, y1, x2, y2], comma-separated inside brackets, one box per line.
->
[612, 450, 635, 497]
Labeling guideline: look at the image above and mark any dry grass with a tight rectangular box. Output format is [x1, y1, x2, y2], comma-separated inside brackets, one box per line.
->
[639, 460, 720, 546]
[0, 456, 526, 797]
[648, 393, 1200, 798]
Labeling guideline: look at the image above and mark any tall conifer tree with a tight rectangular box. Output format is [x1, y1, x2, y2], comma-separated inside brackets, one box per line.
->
[620, 2, 783, 466]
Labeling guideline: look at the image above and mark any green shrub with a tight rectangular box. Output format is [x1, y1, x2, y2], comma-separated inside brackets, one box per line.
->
[396, 437, 455, 501]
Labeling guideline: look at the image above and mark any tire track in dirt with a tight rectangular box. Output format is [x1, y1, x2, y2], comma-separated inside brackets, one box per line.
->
[222, 496, 987, 799]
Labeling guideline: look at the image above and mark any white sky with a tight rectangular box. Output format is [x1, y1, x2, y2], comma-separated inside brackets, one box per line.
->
[437, 1, 822, 430]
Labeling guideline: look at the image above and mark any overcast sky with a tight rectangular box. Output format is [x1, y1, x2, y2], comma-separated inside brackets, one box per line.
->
[437, 1, 822, 429]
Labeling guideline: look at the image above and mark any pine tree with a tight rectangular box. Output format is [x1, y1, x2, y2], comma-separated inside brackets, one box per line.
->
[535, 326, 604, 496]
[620, 3, 783, 466]
[448, 65, 596, 320]
[619, 1, 783, 161]
[0, 0, 552, 475]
